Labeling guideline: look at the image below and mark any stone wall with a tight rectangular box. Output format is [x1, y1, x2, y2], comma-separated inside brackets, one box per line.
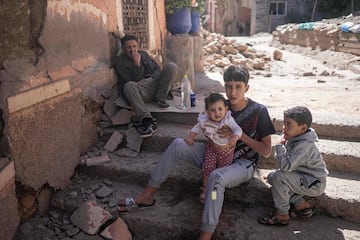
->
[273, 26, 360, 56]
[0, 160, 19, 240]
[0, 0, 166, 238]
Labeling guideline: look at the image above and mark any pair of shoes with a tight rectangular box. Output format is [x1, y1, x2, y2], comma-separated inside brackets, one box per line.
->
[257, 214, 289, 226]
[136, 119, 158, 138]
[118, 197, 156, 213]
[157, 100, 170, 108]
[289, 207, 313, 220]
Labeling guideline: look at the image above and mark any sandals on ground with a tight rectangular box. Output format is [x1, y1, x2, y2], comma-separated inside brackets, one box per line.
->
[258, 214, 289, 226]
[289, 207, 313, 220]
[117, 197, 156, 213]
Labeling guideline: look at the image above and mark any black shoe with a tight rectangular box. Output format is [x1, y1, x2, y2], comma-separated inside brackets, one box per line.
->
[136, 119, 158, 138]
[166, 91, 174, 100]
[157, 100, 170, 108]
[131, 116, 144, 127]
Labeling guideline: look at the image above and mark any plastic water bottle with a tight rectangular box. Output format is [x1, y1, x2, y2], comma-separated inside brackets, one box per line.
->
[181, 74, 191, 109]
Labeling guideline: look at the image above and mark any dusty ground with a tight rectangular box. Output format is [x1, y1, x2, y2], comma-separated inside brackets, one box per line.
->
[196, 33, 360, 126]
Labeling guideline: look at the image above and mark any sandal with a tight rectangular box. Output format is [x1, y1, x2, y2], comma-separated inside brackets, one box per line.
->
[117, 197, 156, 213]
[258, 214, 289, 226]
[289, 207, 313, 220]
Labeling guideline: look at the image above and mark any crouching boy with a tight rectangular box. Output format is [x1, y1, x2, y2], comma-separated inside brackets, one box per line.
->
[258, 106, 328, 226]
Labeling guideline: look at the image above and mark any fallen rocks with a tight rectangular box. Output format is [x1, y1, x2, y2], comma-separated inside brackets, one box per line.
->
[79, 155, 111, 167]
[104, 131, 124, 152]
[70, 200, 112, 235]
[201, 29, 276, 72]
[273, 49, 283, 60]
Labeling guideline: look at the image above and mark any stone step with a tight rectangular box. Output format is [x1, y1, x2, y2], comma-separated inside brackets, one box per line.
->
[51, 173, 360, 240]
[79, 150, 360, 224]
[138, 122, 360, 175]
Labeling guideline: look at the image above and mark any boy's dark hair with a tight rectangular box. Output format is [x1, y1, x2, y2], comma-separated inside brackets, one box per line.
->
[120, 35, 138, 46]
[284, 106, 312, 128]
[204, 93, 228, 110]
[223, 65, 250, 84]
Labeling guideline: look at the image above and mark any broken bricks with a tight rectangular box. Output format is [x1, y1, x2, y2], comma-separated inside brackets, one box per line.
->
[79, 154, 111, 166]
[70, 200, 112, 235]
[104, 130, 123, 152]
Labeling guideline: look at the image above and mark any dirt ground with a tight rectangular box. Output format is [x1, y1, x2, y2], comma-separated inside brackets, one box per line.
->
[198, 33, 360, 126]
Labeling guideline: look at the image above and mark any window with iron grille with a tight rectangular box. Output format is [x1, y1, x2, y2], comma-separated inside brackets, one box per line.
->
[122, 0, 149, 49]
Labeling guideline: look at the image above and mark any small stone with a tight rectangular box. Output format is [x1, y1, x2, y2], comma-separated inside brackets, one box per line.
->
[65, 226, 80, 237]
[320, 70, 330, 76]
[115, 148, 139, 158]
[104, 131, 123, 152]
[303, 72, 316, 76]
[95, 186, 114, 198]
[273, 50, 283, 60]
[103, 179, 113, 186]
[109, 198, 119, 208]
[126, 128, 143, 152]
[69, 191, 78, 198]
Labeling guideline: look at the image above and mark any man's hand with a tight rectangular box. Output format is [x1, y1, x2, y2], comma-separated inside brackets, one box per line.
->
[217, 125, 233, 138]
[229, 134, 241, 147]
[131, 51, 141, 66]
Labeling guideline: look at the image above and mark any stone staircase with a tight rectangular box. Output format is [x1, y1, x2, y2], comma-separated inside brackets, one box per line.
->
[76, 107, 360, 240]
[42, 70, 360, 239]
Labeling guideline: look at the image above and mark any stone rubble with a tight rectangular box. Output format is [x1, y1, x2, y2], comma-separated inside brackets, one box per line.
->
[200, 29, 281, 73]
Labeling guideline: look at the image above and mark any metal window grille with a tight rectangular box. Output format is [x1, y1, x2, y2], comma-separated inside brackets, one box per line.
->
[122, 0, 149, 49]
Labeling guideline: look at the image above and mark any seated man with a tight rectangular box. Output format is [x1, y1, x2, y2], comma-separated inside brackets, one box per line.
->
[113, 35, 178, 137]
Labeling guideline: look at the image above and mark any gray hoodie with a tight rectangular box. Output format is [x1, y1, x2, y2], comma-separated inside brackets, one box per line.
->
[274, 128, 329, 179]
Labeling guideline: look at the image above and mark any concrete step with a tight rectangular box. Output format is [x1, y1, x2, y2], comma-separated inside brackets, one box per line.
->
[147, 94, 360, 142]
[138, 122, 360, 175]
[79, 150, 360, 224]
[50, 173, 360, 240]
[152, 110, 360, 142]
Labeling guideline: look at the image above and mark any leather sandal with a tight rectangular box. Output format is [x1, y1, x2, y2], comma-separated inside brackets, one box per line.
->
[289, 207, 313, 220]
[258, 214, 289, 226]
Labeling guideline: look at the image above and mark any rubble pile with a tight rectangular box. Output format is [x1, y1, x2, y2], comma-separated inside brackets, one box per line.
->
[200, 29, 278, 73]
[14, 174, 133, 240]
[275, 15, 360, 34]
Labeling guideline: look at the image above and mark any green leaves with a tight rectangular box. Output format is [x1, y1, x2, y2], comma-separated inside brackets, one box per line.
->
[165, 0, 192, 14]
[191, 0, 206, 13]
